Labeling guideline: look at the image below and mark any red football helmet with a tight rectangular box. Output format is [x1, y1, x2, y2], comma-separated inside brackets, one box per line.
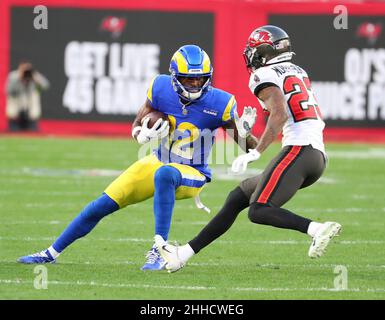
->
[243, 25, 294, 73]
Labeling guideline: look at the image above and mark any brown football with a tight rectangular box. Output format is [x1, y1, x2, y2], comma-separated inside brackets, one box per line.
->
[141, 111, 169, 129]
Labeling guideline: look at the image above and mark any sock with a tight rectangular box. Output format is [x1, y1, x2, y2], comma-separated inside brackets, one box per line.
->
[248, 202, 312, 234]
[178, 243, 195, 263]
[47, 245, 60, 258]
[307, 221, 323, 238]
[188, 187, 249, 254]
[153, 166, 182, 241]
[51, 193, 119, 253]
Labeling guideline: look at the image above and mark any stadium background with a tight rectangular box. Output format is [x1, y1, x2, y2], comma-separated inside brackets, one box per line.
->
[1, 0, 384, 302]
[1, 0, 385, 140]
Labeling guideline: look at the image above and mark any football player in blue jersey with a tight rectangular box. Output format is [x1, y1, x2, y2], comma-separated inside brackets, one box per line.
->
[17, 44, 258, 270]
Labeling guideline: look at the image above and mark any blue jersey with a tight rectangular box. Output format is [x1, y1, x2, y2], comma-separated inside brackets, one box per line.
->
[147, 75, 236, 181]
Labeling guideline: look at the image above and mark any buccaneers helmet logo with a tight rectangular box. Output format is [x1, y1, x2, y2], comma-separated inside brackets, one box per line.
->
[249, 30, 273, 47]
[100, 16, 127, 38]
[356, 22, 382, 45]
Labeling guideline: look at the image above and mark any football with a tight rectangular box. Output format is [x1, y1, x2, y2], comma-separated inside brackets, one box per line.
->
[141, 111, 169, 129]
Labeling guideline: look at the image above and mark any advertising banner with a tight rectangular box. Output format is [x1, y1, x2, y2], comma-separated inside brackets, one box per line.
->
[1, 0, 384, 138]
[270, 14, 385, 127]
[10, 7, 213, 122]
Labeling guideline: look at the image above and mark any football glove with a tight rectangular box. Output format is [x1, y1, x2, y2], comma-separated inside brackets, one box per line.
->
[135, 117, 170, 145]
[231, 148, 261, 174]
[234, 106, 257, 139]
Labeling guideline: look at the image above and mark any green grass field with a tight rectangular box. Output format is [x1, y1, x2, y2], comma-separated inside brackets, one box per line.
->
[0, 136, 384, 300]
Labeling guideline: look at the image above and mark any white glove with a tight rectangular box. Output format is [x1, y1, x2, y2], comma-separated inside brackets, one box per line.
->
[231, 148, 261, 174]
[234, 106, 257, 138]
[135, 117, 169, 144]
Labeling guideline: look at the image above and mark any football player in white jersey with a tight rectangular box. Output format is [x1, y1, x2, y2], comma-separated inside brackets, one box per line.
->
[155, 25, 342, 273]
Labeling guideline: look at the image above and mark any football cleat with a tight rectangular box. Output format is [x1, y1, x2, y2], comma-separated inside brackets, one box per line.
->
[141, 245, 166, 271]
[17, 249, 56, 264]
[308, 221, 342, 258]
[154, 235, 185, 273]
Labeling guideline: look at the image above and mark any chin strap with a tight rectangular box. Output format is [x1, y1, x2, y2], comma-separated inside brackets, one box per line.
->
[194, 194, 211, 213]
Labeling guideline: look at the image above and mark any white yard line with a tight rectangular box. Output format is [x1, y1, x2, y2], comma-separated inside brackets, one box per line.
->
[1, 236, 384, 245]
[6, 178, 89, 185]
[23, 203, 82, 208]
[292, 207, 382, 213]
[80, 261, 385, 270]
[0, 279, 383, 293]
[99, 261, 385, 269]
[0, 190, 87, 196]
[1, 259, 383, 270]
[0, 220, 208, 226]
[327, 149, 385, 159]
[1, 205, 381, 214]
[1, 259, 384, 270]
[1, 221, 63, 225]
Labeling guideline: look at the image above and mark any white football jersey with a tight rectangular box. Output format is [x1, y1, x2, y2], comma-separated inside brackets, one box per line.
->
[249, 61, 325, 154]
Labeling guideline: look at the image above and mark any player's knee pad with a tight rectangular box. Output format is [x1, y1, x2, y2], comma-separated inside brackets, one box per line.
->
[154, 166, 182, 188]
[248, 202, 271, 223]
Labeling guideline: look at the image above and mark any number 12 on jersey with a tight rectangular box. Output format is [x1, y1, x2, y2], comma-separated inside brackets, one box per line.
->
[283, 76, 322, 122]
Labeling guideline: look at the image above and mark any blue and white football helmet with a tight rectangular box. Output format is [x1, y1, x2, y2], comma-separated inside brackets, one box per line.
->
[169, 45, 213, 101]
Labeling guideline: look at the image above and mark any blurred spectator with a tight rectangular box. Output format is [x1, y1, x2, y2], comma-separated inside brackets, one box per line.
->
[6, 61, 50, 131]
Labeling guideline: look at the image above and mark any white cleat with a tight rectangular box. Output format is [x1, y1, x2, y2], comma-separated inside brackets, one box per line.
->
[308, 221, 342, 258]
[154, 235, 185, 273]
